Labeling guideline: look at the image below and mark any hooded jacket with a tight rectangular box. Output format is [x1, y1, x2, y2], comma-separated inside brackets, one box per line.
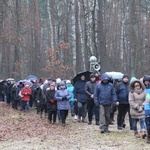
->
[129, 79, 146, 119]
[94, 73, 117, 105]
[66, 84, 74, 102]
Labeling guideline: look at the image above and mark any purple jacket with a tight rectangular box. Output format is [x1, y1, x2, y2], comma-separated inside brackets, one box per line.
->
[54, 88, 71, 110]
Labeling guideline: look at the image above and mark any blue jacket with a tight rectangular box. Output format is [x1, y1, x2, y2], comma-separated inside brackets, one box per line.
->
[66, 84, 74, 102]
[116, 81, 129, 104]
[54, 88, 71, 110]
[74, 80, 87, 102]
[94, 73, 117, 105]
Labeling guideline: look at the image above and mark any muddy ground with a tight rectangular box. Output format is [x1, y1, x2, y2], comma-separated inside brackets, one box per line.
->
[0, 102, 149, 150]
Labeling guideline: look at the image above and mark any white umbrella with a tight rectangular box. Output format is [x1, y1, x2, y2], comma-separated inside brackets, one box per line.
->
[105, 72, 124, 79]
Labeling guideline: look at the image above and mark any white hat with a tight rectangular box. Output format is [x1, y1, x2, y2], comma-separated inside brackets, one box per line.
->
[66, 80, 71, 84]
[56, 78, 61, 84]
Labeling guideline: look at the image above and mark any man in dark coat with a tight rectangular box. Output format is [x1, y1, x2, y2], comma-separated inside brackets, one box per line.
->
[35, 85, 47, 118]
[94, 73, 117, 133]
[85, 73, 99, 125]
[116, 74, 132, 130]
[74, 74, 87, 122]
[3, 80, 13, 105]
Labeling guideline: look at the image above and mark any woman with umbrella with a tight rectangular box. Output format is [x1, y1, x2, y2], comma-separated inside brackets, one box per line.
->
[74, 74, 88, 123]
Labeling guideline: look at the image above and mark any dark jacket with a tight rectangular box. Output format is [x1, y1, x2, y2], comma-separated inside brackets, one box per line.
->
[115, 81, 129, 104]
[3, 83, 12, 95]
[46, 89, 57, 111]
[85, 81, 97, 100]
[16, 85, 24, 101]
[94, 73, 117, 105]
[11, 85, 17, 101]
[74, 80, 87, 102]
[34, 87, 45, 104]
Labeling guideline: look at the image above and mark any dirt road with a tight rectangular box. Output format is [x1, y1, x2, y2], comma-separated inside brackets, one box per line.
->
[0, 102, 149, 150]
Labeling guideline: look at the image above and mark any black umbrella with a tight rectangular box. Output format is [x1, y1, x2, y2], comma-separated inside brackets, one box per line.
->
[72, 71, 92, 85]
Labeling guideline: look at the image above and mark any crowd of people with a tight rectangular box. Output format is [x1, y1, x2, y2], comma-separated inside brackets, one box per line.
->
[0, 72, 150, 144]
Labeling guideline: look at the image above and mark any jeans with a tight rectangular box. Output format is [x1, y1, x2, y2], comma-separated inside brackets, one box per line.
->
[132, 118, 146, 133]
[69, 101, 74, 115]
[22, 101, 27, 111]
[78, 102, 87, 120]
[145, 117, 150, 136]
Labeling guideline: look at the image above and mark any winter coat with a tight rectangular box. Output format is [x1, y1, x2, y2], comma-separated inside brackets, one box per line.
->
[116, 81, 129, 104]
[16, 85, 24, 101]
[85, 81, 97, 101]
[46, 89, 57, 111]
[11, 85, 17, 101]
[94, 73, 117, 106]
[34, 87, 45, 104]
[3, 83, 12, 95]
[54, 88, 71, 110]
[66, 84, 74, 102]
[21, 87, 32, 102]
[129, 79, 146, 119]
[74, 80, 87, 102]
[42, 82, 51, 100]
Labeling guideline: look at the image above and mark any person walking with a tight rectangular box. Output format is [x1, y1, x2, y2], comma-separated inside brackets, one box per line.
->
[46, 83, 57, 124]
[66, 80, 75, 116]
[54, 81, 71, 126]
[21, 84, 32, 112]
[129, 80, 147, 138]
[116, 74, 132, 130]
[94, 73, 117, 133]
[85, 74, 99, 125]
[143, 75, 150, 94]
[74, 74, 87, 123]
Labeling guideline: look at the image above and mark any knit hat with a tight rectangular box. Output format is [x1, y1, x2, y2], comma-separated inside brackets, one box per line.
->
[50, 82, 55, 87]
[56, 78, 61, 84]
[122, 74, 129, 79]
[59, 81, 65, 86]
[66, 80, 71, 84]
[143, 75, 150, 82]
[90, 74, 96, 78]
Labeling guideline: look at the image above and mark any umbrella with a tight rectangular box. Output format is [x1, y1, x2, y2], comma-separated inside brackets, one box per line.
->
[6, 78, 15, 84]
[0, 80, 4, 83]
[22, 79, 33, 87]
[26, 75, 37, 82]
[72, 71, 92, 85]
[105, 72, 124, 79]
[7, 78, 15, 81]
[15, 80, 24, 86]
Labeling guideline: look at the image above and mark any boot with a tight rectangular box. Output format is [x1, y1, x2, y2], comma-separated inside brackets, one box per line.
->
[141, 131, 147, 139]
[134, 132, 140, 138]
[147, 136, 150, 143]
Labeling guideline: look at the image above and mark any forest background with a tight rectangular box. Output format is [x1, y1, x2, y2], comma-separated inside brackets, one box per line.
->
[0, 0, 150, 80]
